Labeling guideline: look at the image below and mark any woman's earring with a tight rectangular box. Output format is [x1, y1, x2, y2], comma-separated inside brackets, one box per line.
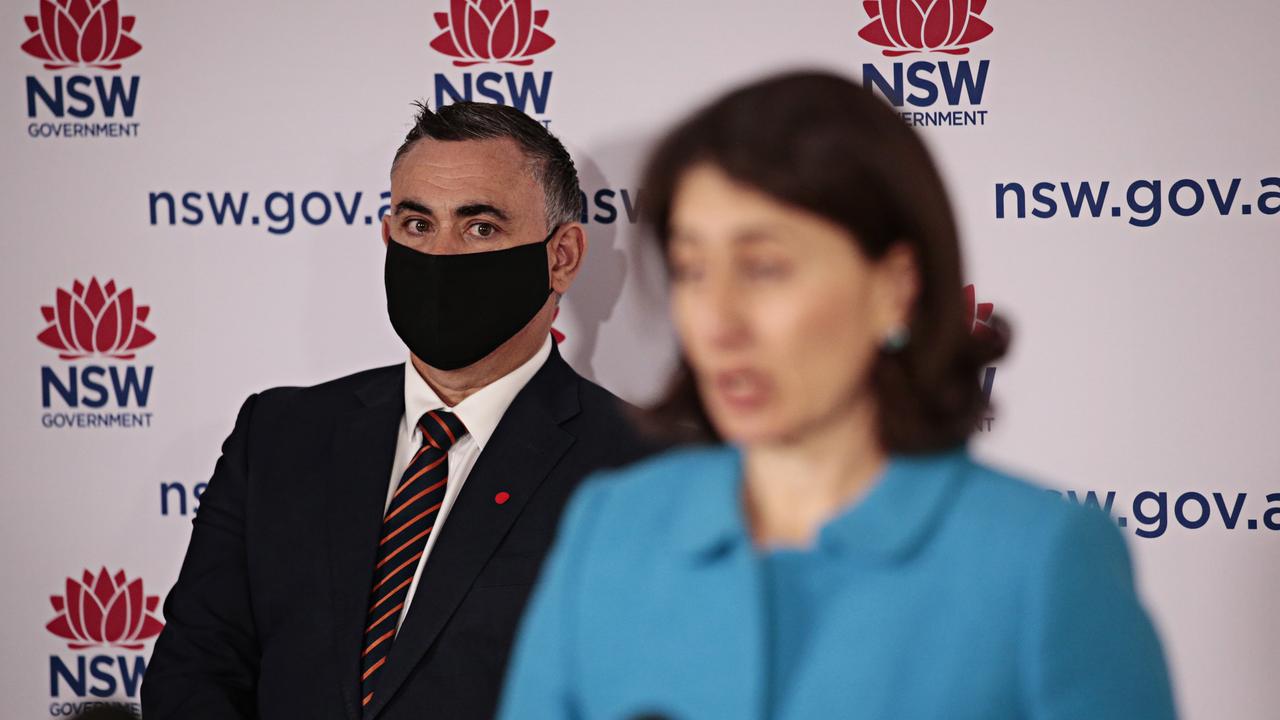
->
[881, 325, 911, 353]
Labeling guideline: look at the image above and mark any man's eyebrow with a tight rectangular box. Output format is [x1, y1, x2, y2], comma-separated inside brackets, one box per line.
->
[393, 199, 433, 216]
[455, 203, 510, 222]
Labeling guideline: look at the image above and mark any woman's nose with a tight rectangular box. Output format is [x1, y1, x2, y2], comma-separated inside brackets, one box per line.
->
[694, 273, 752, 350]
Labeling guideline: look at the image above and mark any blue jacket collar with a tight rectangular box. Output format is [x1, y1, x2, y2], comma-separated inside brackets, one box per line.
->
[673, 445, 969, 564]
[669, 446, 745, 561]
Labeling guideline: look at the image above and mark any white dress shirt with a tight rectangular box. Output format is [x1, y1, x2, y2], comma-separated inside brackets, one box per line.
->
[386, 336, 553, 632]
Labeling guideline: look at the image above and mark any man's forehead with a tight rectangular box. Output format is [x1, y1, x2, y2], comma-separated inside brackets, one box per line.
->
[394, 136, 530, 181]
[391, 136, 543, 215]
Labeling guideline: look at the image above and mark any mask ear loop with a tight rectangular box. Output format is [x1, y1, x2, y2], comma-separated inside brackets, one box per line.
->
[542, 224, 562, 301]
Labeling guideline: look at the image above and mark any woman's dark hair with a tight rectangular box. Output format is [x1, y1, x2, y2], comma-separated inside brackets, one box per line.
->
[640, 71, 1008, 453]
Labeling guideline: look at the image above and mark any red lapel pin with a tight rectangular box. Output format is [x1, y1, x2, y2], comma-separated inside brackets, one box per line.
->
[494, 491, 511, 505]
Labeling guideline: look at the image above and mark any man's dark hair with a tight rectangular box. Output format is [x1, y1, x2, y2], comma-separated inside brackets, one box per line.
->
[640, 71, 1010, 453]
[393, 101, 582, 230]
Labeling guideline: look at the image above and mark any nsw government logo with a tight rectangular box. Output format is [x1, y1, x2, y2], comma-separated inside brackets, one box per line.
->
[22, 0, 143, 139]
[857, 0, 993, 127]
[964, 283, 998, 431]
[46, 568, 164, 718]
[429, 0, 557, 126]
[38, 278, 155, 429]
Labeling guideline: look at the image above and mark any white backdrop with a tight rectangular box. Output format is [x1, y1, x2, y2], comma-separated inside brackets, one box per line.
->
[2, 1, 1277, 718]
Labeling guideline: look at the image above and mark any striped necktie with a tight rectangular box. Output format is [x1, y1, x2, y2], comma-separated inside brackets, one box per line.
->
[360, 409, 468, 712]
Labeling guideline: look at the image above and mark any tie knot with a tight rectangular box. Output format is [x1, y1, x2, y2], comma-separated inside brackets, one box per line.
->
[418, 410, 468, 452]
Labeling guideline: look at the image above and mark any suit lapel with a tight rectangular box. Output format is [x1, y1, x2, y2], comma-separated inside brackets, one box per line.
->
[325, 368, 404, 720]
[364, 348, 579, 720]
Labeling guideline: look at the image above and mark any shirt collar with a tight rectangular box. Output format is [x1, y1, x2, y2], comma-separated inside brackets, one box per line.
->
[676, 444, 969, 565]
[401, 335, 554, 450]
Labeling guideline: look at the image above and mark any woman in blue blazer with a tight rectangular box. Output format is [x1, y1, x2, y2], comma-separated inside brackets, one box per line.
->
[499, 72, 1177, 720]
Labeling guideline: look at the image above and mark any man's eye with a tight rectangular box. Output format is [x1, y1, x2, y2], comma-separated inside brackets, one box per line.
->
[471, 222, 497, 238]
[407, 219, 430, 234]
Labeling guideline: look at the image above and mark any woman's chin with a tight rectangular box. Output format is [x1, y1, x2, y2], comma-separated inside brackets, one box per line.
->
[710, 414, 795, 447]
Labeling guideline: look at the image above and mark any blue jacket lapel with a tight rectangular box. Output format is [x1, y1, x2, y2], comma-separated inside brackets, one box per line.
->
[669, 447, 767, 720]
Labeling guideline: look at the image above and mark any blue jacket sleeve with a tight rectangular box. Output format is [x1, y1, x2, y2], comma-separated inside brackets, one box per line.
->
[497, 475, 609, 720]
[1023, 505, 1178, 719]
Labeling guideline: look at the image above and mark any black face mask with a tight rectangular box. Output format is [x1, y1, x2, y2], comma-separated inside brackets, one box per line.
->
[384, 227, 556, 371]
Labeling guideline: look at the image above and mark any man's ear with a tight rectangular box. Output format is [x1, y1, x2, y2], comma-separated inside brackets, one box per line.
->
[549, 224, 587, 294]
[381, 213, 392, 247]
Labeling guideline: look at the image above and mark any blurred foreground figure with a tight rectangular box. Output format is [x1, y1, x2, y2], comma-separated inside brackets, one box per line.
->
[499, 72, 1177, 720]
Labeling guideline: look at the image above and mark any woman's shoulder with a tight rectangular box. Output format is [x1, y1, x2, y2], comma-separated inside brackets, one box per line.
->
[951, 455, 1070, 514]
[578, 444, 739, 509]
[945, 454, 1130, 568]
[560, 445, 741, 545]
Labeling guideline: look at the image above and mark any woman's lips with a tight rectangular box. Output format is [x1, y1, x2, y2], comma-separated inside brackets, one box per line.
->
[710, 367, 774, 412]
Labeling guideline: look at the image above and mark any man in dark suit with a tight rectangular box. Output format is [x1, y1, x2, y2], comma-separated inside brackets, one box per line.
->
[141, 102, 658, 719]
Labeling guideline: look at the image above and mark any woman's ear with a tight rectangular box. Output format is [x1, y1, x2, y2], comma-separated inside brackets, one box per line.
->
[875, 243, 920, 333]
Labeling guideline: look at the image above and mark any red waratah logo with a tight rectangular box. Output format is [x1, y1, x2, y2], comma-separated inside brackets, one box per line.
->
[858, 0, 993, 57]
[46, 568, 164, 650]
[430, 0, 555, 67]
[37, 278, 155, 360]
[21, 0, 142, 70]
[963, 284, 995, 338]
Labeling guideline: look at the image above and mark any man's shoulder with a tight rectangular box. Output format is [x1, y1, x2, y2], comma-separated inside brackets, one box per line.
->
[572, 372, 633, 418]
[565, 373, 645, 436]
[549, 364, 668, 463]
[250, 362, 402, 420]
